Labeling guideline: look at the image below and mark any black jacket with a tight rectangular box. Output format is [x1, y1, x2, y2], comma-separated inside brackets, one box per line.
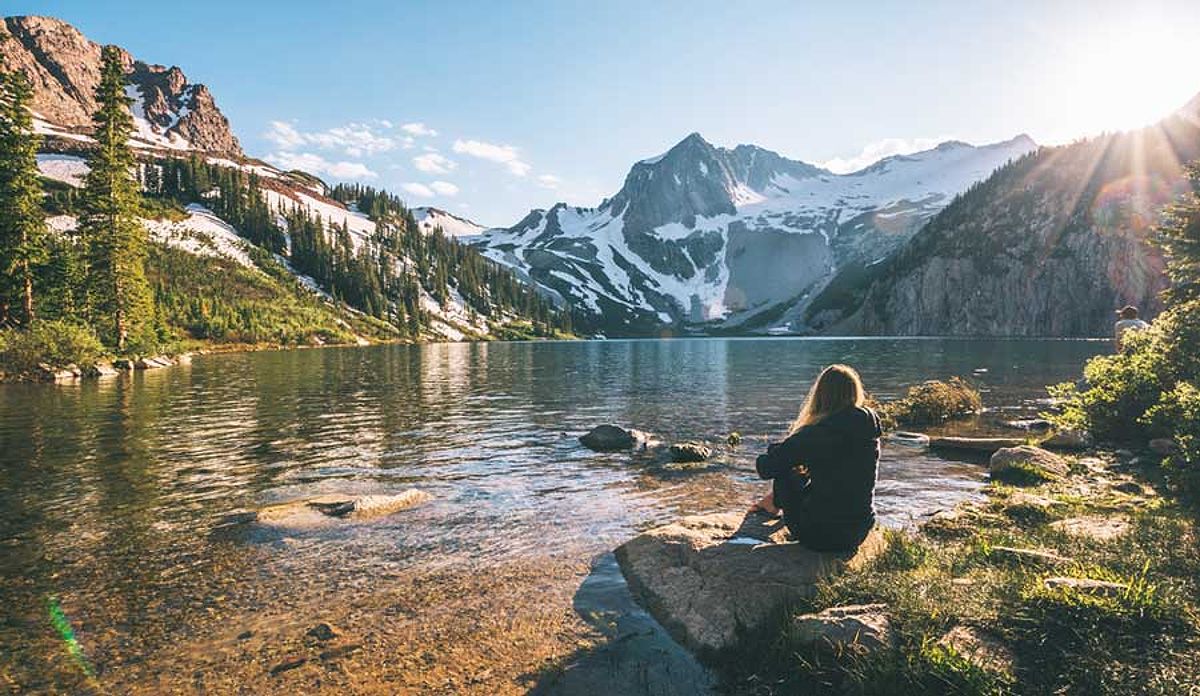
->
[756, 406, 881, 548]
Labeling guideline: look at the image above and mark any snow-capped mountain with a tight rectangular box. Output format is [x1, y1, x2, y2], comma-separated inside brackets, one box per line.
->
[413, 207, 488, 238]
[475, 132, 1037, 334]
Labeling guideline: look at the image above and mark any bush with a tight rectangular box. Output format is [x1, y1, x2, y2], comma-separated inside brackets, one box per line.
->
[1051, 299, 1200, 497]
[0, 320, 105, 376]
[880, 377, 983, 428]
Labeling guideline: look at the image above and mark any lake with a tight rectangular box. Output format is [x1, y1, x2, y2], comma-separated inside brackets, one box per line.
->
[0, 337, 1108, 694]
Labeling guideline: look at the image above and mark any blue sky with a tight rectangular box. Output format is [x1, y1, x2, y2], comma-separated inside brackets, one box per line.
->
[10, 0, 1200, 225]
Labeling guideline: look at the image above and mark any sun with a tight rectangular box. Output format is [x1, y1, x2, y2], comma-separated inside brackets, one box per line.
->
[1041, 13, 1198, 141]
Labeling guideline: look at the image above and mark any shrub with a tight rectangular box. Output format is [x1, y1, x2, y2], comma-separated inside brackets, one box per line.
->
[0, 320, 104, 376]
[880, 377, 983, 427]
[1143, 381, 1200, 499]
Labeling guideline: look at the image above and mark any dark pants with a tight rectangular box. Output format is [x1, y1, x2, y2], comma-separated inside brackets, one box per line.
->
[773, 469, 872, 553]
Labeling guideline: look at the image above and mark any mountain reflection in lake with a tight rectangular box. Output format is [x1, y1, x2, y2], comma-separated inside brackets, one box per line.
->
[0, 338, 1107, 693]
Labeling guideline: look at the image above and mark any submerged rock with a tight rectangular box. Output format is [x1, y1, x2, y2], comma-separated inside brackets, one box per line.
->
[614, 512, 887, 655]
[1041, 429, 1093, 450]
[1002, 418, 1054, 432]
[790, 603, 892, 654]
[930, 436, 1025, 454]
[251, 489, 432, 528]
[1149, 438, 1179, 456]
[989, 446, 1068, 481]
[668, 442, 712, 462]
[580, 425, 651, 452]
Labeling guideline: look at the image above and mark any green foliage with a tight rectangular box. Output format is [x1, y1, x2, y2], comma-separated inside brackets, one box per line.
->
[1143, 382, 1200, 500]
[1156, 161, 1200, 304]
[0, 319, 103, 375]
[880, 377, 983, 427]
[79, 45, 153, 352]
[0, 69, 48, 325]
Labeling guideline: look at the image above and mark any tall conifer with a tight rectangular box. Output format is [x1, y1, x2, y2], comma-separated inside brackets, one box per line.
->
[79, 45, 152, 351]
[0, 70, 48, 325]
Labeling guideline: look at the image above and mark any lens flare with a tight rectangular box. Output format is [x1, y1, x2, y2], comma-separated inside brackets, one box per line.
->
[46, 595, 95, 679]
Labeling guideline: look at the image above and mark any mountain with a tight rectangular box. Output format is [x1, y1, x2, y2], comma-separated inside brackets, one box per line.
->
[814, 93, 1200, 336]
[475, 132, 1035, 334]
[8, 15, 569, 345]
[413, 207, 488, 238]
[0, 15, 241, 156]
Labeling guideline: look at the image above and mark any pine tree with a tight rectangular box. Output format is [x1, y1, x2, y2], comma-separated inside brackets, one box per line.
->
[0, 70, 48, 325]
[1157, 161, 1200, 304]
[79, 45, 153, 351]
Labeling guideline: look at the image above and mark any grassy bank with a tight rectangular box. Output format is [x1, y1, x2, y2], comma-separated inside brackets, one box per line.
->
[720, 447, 1200, 695]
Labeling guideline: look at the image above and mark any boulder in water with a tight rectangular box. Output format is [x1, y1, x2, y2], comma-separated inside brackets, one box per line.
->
[669, 442, 712, 462]
[1002, 418, 1054, 432]
[580, 425, 650, 452]
[1149, 438, 1179, 456]
[251, 489, 432, 528]
[614, 512, 887, 655]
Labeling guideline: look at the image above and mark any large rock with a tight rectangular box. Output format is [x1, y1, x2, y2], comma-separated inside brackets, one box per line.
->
[790, 604, 892, 655]
[579, 425, 650, 452]
[1049, 515, 1130, 542]
[989, 446, 1069, 481]
[251, 490, 432, 528]
[615, 512, 887, 655]
[1041, 429, 1094, 450]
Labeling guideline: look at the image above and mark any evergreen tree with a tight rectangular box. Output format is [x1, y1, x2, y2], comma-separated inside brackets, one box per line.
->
[79, 45, 153, 351]
[1156, 161, 1200, 303]
[0, 70, 47, 325]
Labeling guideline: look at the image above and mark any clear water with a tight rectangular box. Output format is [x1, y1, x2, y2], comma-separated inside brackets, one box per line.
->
[0, 337, 1107, 692]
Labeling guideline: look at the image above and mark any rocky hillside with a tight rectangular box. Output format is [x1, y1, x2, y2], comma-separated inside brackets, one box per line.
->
[475, 132, 1034, 334]
[1, 15, 241, 156]
[814, 94, 1200, 337]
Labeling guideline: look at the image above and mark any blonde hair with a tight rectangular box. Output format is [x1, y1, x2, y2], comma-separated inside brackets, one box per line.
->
[790, 364, 866, 433]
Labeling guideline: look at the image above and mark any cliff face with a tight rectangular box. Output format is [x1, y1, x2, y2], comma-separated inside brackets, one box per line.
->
[817, 97, 1200, 337]
[0, 15, 242, 156]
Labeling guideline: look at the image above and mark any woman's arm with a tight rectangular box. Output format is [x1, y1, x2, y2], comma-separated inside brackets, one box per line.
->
[755, 428, 818, 480]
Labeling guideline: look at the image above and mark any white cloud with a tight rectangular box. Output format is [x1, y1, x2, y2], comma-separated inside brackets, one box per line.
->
[430, 181, 459, 196]
[401, 122, 438, 137]
[452, 138, 531, 176]
[264, 120, 399, 157]
[536, 174, 561, 189]
[413, 152, 457, 174]
[401, 182, 435, 198]
[819, 136, 955, 174]
[266, 151, 377, 180]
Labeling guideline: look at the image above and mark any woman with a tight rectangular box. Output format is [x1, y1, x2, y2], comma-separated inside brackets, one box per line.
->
[751, 364, 881, 552]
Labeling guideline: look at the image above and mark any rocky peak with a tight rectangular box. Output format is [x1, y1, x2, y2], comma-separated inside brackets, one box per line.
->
[0, 15, 242, 156]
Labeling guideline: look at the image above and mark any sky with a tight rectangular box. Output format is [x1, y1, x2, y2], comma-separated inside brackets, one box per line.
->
[9, 0, 1200, 226]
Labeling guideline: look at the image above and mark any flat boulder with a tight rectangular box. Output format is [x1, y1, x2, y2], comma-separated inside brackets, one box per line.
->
[614, 512, 887, 655]
[1041, 429, 1093, 450]
[1049, 515, 1130, 542]
[989, 446, 1068, 482]
[930, 436, 1025, 454]
[580, 425, 650, 452]
[791, 603, 892, 655]
[937, 626, 1016, 677]
[668, 442, 712, 463]
[252, 490, 432, 528]
[1002, 418, 1054, 432]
